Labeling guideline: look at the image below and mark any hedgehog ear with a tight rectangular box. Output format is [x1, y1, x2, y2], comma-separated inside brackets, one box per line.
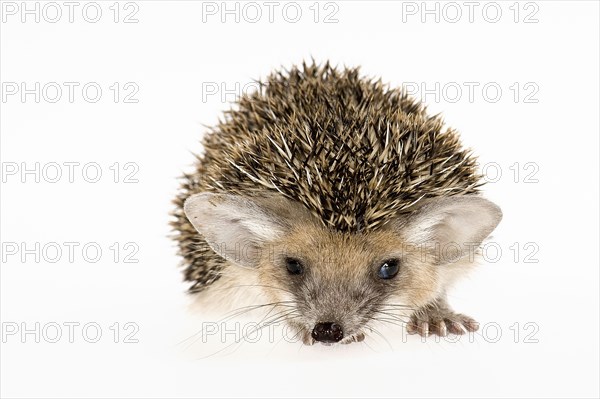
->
[183, 193, 294, 268]
[400, 196, 502, 262]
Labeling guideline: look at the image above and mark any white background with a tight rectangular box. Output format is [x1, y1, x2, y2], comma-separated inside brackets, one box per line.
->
[1, 1, 599, 398]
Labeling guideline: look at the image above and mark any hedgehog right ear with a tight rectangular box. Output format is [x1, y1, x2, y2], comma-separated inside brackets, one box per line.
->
[398, 196, 502, 262]
[183, 193, 293, 268]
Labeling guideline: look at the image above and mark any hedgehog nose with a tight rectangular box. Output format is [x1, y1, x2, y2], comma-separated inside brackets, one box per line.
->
[312, 322, 344, 343]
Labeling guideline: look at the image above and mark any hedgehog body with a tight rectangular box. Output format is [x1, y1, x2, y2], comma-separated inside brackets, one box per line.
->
[172, 62, 482, 292]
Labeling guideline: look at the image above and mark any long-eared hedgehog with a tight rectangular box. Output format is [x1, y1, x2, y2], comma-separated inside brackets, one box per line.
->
[172, 61, 502, 345]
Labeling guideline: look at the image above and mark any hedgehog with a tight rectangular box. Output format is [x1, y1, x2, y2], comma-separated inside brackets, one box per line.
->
[171, 61, 502, 345]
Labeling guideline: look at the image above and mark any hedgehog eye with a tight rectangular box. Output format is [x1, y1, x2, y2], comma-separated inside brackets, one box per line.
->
[285, 258, 304, 275]
[378, 259, 400, 279]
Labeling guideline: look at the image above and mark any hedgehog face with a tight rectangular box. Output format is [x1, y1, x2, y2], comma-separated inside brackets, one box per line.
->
[258, 227, 439, 345]
[184, 192, 502, 345]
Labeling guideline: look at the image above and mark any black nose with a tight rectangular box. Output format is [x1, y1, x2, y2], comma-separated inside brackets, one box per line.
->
[312, 322, 344, 343]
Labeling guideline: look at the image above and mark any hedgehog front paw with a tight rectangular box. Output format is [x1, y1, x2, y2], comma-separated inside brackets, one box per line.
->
[407, 305, 479, 337]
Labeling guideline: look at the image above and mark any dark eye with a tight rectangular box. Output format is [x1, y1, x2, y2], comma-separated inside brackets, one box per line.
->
[285, 258, 304, 275]
[378, 259, 400, 279]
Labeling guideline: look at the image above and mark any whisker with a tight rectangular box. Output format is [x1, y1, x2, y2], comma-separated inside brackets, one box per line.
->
[363, 324, 393, 351]
[197, 309, 300, 359]
[195, 283, 296, 296]
[178, 301, 297, 348]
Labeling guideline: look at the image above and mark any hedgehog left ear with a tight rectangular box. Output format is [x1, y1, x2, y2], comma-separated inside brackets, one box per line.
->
[399, 196, 502, 261]
[183, 193, 298, 268]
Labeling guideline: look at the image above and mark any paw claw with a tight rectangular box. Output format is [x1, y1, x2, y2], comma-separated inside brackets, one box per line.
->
[463, 320, 479, 332]
[446, 320, 465, 335]
[418, 321, 429, 336]
[406, 322, 417, 335]
[432, 319, 447, 337]
[409, 306, 477, 338]
[342, 332, 365, 344]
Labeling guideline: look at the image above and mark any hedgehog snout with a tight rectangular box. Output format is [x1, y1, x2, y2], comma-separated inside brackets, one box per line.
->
[312, 322, 344, 343]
